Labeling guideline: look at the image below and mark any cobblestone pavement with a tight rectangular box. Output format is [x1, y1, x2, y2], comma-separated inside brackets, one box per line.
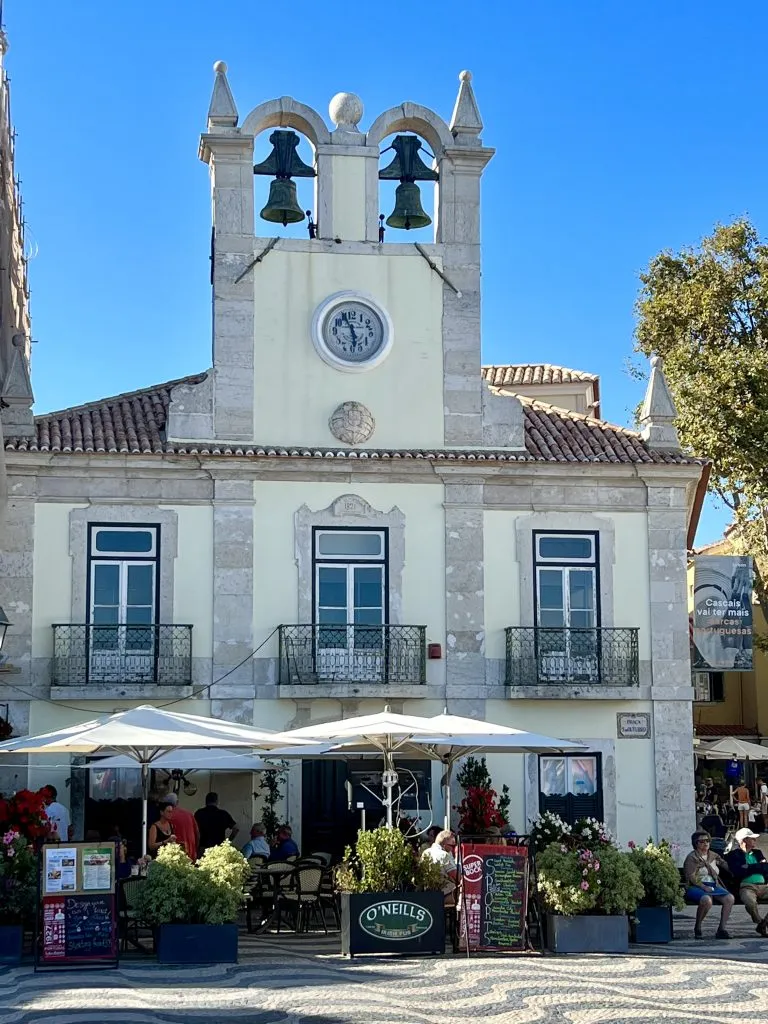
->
[2, 907, 768, 1024]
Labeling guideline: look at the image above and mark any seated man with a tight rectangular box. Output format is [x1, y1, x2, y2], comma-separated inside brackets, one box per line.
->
[421, 829, 458, 905]
[269, 824, 299, 861]
[726, 827, 768, 936]
[241, 823, 270, 860]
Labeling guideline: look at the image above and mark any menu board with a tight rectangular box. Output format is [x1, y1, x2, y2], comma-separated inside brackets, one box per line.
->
[459, 843, 529, 952]
[37, 842, 118, 969]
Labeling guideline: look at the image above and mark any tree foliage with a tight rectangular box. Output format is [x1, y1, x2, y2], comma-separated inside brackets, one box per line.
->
[635, 218, 768, 625]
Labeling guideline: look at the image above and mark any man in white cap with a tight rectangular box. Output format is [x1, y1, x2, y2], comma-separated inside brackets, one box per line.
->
[726, 827, 768, 935]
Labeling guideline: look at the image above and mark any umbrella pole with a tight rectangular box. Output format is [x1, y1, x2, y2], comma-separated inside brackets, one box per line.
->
[384, 751, 394, 828]
[141, 763, 149, 857]
[443, 764, 452, 830]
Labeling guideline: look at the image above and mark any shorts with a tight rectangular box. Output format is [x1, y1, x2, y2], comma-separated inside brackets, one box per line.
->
[686, 885, 731, 902]
[738, 803, 750, 811]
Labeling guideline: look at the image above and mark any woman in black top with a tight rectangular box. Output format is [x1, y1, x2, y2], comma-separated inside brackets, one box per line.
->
[148, 802, 176, 855]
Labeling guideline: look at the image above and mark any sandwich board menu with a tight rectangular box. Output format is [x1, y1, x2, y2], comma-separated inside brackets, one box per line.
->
[458, 843, 529, 952]
[36, 842, 117, 970]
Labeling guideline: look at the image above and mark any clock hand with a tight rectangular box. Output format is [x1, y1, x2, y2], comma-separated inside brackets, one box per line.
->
[348, 323, 358, 347]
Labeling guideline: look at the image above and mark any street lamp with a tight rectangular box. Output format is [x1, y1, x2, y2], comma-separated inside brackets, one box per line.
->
[0, 607, 12, 650]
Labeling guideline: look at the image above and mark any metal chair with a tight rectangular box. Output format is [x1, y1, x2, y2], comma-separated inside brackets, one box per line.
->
[318, 865, 340, 929]
[309, 851, 332, 866]
[277, 866, 326, 934]
[117, 876, 147, 952]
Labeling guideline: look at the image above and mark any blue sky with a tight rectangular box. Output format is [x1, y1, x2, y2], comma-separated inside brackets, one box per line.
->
[6, 1, 768, 544]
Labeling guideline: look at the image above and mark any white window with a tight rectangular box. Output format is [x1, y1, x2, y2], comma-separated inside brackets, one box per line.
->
[313, 529, 387, 681]
[534, 532, 598, 681]
[87, 526, 159, 681]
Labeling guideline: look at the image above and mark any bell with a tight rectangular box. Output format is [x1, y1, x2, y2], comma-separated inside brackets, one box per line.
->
[260, 178, 306, 226]
[386, 181, 431, 230]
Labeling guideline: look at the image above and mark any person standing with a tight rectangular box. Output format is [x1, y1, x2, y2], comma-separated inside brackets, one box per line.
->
[42, 785, 72, 842]
[147, 801, 177, 855]
[163, 793, 200, 858]
[194, 792, 238, 853]
[760, 779, 768, 820]
[735, 782, 752, 829]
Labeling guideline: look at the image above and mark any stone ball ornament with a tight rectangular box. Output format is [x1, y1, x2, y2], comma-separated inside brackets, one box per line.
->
[329, 92, 364, 131]
[329, 402, 375, 445]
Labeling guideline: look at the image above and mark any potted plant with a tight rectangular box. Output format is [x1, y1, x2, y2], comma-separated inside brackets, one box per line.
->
[627, 839, 684, 943]
[135, 841, 250, 964]
[0, 829, 37, 963]
[534, 814, 643, 954]
[456, 756, 509, 835]
[335, 826, 446, 957]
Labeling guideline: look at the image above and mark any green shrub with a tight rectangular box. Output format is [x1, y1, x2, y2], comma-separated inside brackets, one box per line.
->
[537, 842, 643, 917]
[335, 826, 444, 894]
[628, 839, 685, 910]
[136, 840, 250, 926]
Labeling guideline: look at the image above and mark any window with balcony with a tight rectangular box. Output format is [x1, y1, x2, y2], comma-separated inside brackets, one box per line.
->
[279, 526, 425, 684]
[505, 531, 638, 686]
[539, 753, 603, 824]
[53, 523, 192, 686]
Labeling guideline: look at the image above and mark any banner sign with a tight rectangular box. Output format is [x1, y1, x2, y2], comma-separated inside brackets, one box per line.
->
[459, 843, 529, 952]
[693, 555, 753, 671]
[37, 842, 117, 970]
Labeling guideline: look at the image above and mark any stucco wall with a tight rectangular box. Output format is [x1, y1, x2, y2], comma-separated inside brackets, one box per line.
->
[251, 249, 445, 448]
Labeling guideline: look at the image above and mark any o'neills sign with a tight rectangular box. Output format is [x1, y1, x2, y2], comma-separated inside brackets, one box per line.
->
[358, 901, 434, 941]
[693, 555, 753, 671]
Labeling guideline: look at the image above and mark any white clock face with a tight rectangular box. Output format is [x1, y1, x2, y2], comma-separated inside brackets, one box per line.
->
[323, 301, 384, 363]
[312, 291, 394, 373]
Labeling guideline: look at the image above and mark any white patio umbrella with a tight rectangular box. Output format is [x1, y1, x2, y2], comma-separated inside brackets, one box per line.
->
[92, 749, 277, 772]
[0, 705, 298, 854]
[697, 737, 768, 761]
[272, 708, 582, 827]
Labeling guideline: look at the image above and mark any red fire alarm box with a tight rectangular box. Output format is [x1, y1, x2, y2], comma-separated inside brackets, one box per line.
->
[427, 643, 442, 660]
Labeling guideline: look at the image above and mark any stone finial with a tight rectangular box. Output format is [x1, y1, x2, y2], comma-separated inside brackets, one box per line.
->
[449, 70, 483, 144]
[329, 92, 364, 132]
[640, 354, 680, 450]
[207, 60, 238, 129]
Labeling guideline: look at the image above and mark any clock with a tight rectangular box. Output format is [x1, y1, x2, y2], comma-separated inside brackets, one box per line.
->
[311, 291, 394, 373]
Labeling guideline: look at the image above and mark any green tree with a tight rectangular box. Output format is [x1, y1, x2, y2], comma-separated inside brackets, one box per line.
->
[635, 218, 768, 629]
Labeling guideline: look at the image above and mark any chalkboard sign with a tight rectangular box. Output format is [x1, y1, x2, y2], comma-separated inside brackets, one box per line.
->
[41, 894, 117, 963]
[459, 843, 529, 952]
[37, 842, 118, 970]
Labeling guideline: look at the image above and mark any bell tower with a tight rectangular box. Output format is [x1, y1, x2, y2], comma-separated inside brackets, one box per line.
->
[167, 65, 524, 452]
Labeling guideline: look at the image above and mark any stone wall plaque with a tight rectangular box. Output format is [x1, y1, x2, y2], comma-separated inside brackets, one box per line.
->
[617, 712, 651, 739]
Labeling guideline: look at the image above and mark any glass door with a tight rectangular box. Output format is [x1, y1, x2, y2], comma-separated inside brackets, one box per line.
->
[536, 566, 597, 680]
[316, 564, 385, 681]
[90, 561, 156, 681]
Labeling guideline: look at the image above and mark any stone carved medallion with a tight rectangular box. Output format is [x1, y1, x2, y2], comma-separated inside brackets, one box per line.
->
[329, 401, 375, 445]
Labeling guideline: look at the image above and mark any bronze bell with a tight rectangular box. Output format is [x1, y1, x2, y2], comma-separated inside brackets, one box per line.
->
[379, 134, 438, 231]
[260, 178, 306, 226]
[386, 181, 431, 231]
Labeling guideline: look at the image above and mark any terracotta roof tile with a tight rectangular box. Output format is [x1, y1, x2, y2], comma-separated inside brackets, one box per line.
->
[4, 372, 699, 466]
[482, 363, 598, 387]
[695, 724, 758, 738]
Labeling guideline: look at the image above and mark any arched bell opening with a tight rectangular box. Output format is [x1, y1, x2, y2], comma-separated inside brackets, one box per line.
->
[377, 131, 438, 244]
[252, 127, 318, 239]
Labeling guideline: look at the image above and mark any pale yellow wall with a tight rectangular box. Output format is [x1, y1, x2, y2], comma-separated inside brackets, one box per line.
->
[331, 156, 366, 240]
[31, 504, 213, 659]
[483, 510, 652, 661]
[252, 481, 446, 686]
[485, 699, 657, 844]
[251, 249, 445, 448]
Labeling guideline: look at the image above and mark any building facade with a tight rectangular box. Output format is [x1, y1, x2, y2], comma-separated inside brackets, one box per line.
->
[0, 67, 706, 856]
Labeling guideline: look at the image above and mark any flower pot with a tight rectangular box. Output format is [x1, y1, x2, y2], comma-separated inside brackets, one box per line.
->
[340, 892, 445, 957]
[155, 923, 238, 964]
[546, 913, 628, 954]
[631, 906, 673, 944]
[0, 924, 23, 963]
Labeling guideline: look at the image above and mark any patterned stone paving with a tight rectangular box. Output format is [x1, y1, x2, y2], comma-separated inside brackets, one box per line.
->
[2, 907, 768, 1024]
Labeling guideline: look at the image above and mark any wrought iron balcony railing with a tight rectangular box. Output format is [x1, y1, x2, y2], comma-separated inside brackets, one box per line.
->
[504, 627, 640, 687]
[52, 624, 193, 686]
[278, 624, 426, 685]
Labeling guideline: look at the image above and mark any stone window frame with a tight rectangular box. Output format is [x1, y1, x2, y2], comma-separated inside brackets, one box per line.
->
[515, 512, 616, 628]
[294, 495, 405, 624]
[69, 506, 178, 624]
[524, 739, 617, 836]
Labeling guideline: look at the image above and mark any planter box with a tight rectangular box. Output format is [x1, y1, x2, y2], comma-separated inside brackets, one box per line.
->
[155, 923, 238, 964]
[631, 906, 673, 944]
[341, 892, 445, 957]
[546, 913, 628, 954]
[0, 924, 23, 964]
